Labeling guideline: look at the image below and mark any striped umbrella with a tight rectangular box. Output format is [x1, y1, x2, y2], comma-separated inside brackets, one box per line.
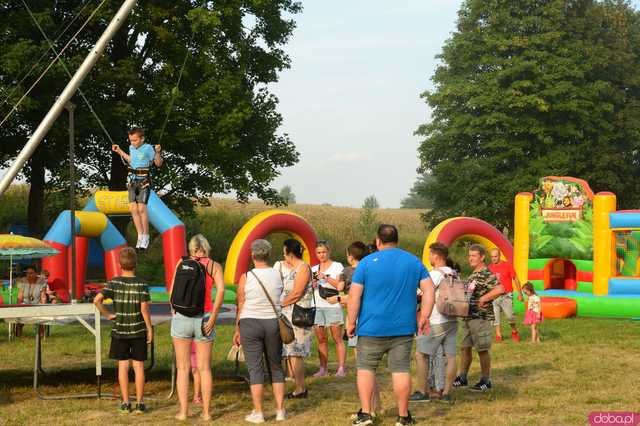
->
[0, 234, 59, 304]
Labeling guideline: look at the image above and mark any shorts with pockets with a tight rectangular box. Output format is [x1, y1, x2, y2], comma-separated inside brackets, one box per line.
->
[314, 307, 344, 326]
[171, 312, 216, 342]
[356, 335, 413, 373]
[128, 178, 151, 204]
[416, 321, 457, 356]
[109, 336, 148, 361]
[460, 318, 492, 352]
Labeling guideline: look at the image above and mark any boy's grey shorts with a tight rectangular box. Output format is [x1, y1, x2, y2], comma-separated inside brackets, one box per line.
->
[356, 335, 413, 373]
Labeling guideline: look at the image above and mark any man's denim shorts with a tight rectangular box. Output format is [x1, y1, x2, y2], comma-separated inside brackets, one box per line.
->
[171, 312, 215, 342]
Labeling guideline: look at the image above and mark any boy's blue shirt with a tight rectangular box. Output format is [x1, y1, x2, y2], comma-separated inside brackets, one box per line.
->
[129, 143, 155, 170]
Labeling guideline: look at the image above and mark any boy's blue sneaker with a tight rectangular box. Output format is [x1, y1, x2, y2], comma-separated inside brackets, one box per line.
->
[118, 402, 131, 414]
[133, 402, 147, 414]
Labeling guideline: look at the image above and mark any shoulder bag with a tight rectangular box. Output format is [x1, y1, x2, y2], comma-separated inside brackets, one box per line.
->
[249, 270, 295, 344]
[291, 265, 316, 328]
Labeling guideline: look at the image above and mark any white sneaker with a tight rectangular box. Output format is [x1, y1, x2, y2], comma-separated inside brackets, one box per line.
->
[135, 235, 142, 249]
[140, 234, 150, 250]
[276, 409, 286, 421]
[245, 411, 265, 424]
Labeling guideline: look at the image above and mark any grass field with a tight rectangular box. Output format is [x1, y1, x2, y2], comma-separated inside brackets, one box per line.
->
[1, 315, 639, 426]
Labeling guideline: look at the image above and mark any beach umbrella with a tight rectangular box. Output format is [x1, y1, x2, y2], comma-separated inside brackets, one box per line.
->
[0, 234, 59, 304]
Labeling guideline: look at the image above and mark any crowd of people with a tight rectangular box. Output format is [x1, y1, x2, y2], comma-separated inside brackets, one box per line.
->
[88, 223, 545, 425]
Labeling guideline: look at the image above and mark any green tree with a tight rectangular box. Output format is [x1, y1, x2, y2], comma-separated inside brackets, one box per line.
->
[416, 0, 640, 230]
[358, 195, 379, 238]
[401, 174, 434, 209]
[0, 0, 301, 235]
[362, 195, 379, 209]
[278, 185, 296, 204]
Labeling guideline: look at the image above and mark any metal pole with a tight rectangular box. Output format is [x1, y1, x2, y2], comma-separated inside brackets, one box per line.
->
[0, 0, 138, 197]
[66, 102, 77, 301]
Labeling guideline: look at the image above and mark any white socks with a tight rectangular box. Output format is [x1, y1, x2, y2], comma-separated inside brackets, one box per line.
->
[136, 234, 150, 249]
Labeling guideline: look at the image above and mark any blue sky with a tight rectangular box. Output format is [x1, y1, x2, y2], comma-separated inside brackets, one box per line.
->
[271, 0, 462, 208]
[270, 0, 640, 208]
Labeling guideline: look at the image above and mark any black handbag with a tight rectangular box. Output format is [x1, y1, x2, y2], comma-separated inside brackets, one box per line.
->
[292, 302, 315, 328]
[291, 267, 316, 328]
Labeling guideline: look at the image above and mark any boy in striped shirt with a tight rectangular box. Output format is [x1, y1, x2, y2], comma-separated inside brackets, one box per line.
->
[94, 247, 152, 414]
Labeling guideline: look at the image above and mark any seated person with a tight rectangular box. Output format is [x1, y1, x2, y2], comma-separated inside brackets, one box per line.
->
[39, 270, 58, 304]
[15, 265, 47, 337]
[17, 265, 46, 305]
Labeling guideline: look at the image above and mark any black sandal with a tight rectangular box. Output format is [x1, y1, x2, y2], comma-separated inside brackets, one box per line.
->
[285, 389, 308, 399]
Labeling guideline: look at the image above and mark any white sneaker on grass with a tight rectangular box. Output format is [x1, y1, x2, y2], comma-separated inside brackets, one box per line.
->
[245, 411, 265, 424]
[276, 409, 286, 421]
[135, 235, 142, 249]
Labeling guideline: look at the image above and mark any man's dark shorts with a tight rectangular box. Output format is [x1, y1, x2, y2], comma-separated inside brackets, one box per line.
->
[109, 336, 148, 361]
[356, 335, 413, 373]
[128, 178, 150, 204]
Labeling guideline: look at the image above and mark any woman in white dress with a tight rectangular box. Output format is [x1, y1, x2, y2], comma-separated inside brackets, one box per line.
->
[275, 239, 313, 399]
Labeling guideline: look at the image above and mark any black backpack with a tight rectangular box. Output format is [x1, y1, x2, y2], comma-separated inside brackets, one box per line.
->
[170, 257, 208, 317]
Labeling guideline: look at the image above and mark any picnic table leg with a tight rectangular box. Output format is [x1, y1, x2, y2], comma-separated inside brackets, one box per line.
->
[95, 307, 102, 398]
[35, 325, 45, 375]
[33, 329, 41, 396]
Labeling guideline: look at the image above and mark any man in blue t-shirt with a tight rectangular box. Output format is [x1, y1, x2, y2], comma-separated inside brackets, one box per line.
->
[112, 127, 163, 250]
[347, 224, 435, 426]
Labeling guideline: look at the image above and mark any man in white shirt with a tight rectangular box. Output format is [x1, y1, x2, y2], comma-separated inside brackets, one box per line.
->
[410, 242, 457, 403]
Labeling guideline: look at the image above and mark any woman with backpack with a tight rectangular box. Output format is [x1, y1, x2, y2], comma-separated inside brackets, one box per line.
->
[410, 242, 458, 403]
[170, 234, 225, 421]
[233, 239, 287, 423]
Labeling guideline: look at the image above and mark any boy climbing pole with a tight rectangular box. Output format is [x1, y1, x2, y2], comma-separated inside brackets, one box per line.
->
[112, 127, 163, 250]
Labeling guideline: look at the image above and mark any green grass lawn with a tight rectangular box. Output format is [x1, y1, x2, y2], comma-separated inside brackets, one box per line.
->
[1, 316, 639, 425]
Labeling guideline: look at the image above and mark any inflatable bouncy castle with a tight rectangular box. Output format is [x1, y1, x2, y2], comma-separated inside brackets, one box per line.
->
[42, 190, 186, 298]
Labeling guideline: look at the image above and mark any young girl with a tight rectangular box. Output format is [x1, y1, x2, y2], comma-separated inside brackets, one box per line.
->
[522, 282, 542, 343]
